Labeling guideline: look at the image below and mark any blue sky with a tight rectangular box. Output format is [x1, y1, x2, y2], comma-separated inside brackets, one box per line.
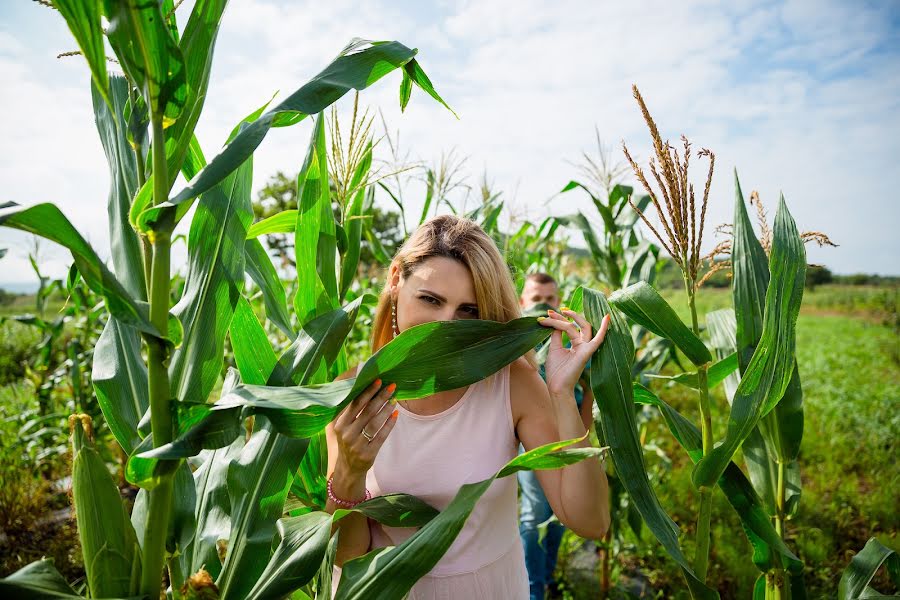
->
[1, 0, 899, 288]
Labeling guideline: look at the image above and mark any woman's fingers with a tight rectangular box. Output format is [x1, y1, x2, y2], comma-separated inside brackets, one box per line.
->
[587, 314, 611, 352]
[559, 309, 592, 340]
[334, 378, 381, 431]
[347, 383, 396, 438]
[367, 408, 400, 452]
[540, 310, 582, 342]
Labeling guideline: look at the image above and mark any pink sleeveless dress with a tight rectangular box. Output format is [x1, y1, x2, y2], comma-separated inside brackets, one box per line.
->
[333, 364, 528, 599]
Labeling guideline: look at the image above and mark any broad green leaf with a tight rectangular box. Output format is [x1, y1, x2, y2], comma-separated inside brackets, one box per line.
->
[0, 559, 87, 599]
[272, 295, 371, 387]
[244, 512, 333, 600]
[609, 282, 712, 367]
[169, 152, 253, 405]
[215, 295, 368, 599]
[54, 0, 110, 110]
[247, 210, 298, 238]
[138, 315, 551, 461]
[92, 74, 147, 301]
[340, 145, 372, 302]
[645, 352, 738, 390]
[92, 317, 149, 453]
[89, 74, 151, 455]
[186, 439, 245, 580]
[161, 0, 228, 190]
[72, 422, 142, 597]
[293, 115, 335, 326]
[693, 195, 806, 488]
[334, 438, 602, 599]
[708, 311, 804, 521]
[582, 287, 717, 599]
[230, 297, 279, 386]
[144, 40, 447, 226]
[633, 384, 802, 575]
[244, 238, 294, 339]
[400, 58, 458, 118]
[839, 538, 900, 599]
[731, 178, 806, 467]
[0, 202, 162, 339]
[104, 0, 187, 125]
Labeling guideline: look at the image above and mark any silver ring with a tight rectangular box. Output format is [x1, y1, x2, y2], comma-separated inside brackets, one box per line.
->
[362, 427, 375, 442]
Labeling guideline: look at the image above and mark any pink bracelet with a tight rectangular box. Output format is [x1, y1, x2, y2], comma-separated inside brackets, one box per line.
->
[327, 475, 371, 508]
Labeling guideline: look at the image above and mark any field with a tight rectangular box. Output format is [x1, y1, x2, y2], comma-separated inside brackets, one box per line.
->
[1, 5, 896, 596]
[1, 283, 896, 597]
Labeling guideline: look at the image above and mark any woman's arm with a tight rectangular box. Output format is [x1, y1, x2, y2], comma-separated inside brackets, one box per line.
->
[512, 359, 610, 540]
[325, 368, 398, 567]
[512, 308, 611, 539]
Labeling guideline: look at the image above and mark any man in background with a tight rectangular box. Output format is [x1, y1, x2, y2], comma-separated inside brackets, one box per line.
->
[518, 273, 595, 600]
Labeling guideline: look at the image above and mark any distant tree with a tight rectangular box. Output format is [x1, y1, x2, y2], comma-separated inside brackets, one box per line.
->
[805, 265, 833, 289]
[253, 171, 405, 272]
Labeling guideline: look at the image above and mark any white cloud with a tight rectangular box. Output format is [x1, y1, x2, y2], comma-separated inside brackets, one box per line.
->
[0, 0, 897, 287]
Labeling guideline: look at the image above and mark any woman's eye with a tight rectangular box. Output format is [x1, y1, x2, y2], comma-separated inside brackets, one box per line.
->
[420, 295, 439, 305]
[460, 306, 479, 318]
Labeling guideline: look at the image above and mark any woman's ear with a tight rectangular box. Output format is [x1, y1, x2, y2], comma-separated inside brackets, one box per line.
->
[388, 263, 402, 294]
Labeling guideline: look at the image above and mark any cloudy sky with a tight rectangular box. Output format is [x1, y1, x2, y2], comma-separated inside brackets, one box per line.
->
[1, 0, 898, 287]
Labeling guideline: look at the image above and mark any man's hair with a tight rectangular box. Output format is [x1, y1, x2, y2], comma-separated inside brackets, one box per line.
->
[525, 272, 557, 286]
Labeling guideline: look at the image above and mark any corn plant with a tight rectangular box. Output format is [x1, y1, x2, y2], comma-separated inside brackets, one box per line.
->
[550, 86, 813, 599]
[0, 0, 456, 596]
[0, 6, 605, 599]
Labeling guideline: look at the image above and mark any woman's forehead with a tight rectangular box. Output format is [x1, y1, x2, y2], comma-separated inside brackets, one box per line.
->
[406, 256, 475, 297]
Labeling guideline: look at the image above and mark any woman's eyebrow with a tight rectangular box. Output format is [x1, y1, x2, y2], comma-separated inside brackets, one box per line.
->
[418, 288, 447, 302]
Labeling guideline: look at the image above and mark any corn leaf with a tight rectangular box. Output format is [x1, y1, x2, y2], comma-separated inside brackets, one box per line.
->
[839, 538, 900, 599]
[609, 282, 712, 367]
[247, 210, 298, 238]
[92, 75, 147, 300]
[53, 0, 110, 110]
[633, 384, 802, 575]
[161, 0, 228, 190]
[0, 202, 162, 339]
[400, 58, 457, 118]
[334, 439, 603, 600]
[136, 315, 551, 462]
[340, 145, 372, 302]
[0, 558, 97, 599]
[142, 39, 447, 229]
[645, 352, 738, 390]
[169, 151, 253, 405]
[104, 0, 187, 124]
[215, 296, 368, 599]
[294, 115, 336, 326]
[693, 195, 806, 488]
[93, 318, 148, 454]
[244, 238, 294, 339]
[582, 287, 717, 599]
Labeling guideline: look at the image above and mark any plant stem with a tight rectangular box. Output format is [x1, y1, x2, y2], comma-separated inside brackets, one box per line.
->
[685, 273, 713, 582]
[772, 460, 788, 599]
[140, 115, 175, 599]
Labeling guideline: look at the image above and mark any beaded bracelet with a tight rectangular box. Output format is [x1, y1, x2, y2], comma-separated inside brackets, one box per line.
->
[327, 475, 371, 508]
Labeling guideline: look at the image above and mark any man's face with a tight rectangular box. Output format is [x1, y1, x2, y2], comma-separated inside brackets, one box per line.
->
[520, 279, 560, 310]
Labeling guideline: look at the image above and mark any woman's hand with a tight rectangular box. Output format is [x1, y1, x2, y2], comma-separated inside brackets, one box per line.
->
[332, 379, 399, 478]
[538, 309, 610, 398]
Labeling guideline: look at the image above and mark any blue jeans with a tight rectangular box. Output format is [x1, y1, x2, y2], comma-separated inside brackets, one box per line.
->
[519, 466, 564, 600]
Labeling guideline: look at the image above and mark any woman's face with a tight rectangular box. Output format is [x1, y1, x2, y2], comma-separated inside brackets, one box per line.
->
[391, 256, 479, 331]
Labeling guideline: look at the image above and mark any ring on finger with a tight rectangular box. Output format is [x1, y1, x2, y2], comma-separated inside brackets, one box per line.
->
[362, 427, 375, 442]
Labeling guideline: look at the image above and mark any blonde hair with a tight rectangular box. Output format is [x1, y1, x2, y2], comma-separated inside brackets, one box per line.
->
[371, 214, 524, 353]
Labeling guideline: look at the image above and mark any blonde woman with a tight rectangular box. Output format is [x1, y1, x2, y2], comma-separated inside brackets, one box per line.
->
[327, 215, 610, 599]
